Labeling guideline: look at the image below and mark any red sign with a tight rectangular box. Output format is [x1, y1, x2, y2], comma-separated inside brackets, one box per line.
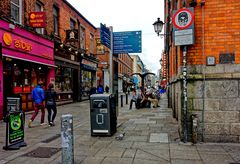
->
[172, 8, 194, 30]
[29, 12, 46, 28]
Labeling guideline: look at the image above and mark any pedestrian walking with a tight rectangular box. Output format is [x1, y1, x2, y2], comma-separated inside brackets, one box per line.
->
[45, 83, 57, 126]
[28, 81, 45, 128]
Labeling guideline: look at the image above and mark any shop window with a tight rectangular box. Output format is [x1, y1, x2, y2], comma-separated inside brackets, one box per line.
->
[13, 64, 22, 93]
[11, 0, 22, 24]
[55, 66, 73, 92]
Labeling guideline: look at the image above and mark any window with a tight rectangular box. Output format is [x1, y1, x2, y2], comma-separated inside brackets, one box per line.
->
[35, 1, 44, 34]
[11, 0, 22, 24]
[80, 26, 85, 49]
[53, 6, 59, 35]
[90, 33, 94, 54]
[70, 18, 76, 30]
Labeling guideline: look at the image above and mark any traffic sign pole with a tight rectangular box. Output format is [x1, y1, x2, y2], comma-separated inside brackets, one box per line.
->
[109, 26, 113, 94]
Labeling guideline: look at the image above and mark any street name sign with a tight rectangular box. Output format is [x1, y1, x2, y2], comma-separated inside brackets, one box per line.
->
[100, 23, 111, 49]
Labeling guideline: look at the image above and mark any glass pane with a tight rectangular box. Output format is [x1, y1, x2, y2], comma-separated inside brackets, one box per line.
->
[11, 0, 19, 5]
[11, 4, 19, 22]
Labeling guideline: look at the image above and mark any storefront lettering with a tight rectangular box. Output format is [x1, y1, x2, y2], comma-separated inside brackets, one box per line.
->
[14, 39, 32, 52]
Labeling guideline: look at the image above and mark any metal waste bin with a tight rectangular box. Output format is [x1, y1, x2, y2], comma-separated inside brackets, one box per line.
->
[90, 94, 117, 136]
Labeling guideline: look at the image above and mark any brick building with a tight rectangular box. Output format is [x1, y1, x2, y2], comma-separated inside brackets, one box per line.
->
[164, 0, 240, 142]
[0, 0, 98, 118]
[118, 53, 133, 93]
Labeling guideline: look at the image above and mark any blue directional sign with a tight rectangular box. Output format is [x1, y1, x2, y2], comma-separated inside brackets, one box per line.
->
[113, 31, 142, 54]
[100, 23, 111, 49]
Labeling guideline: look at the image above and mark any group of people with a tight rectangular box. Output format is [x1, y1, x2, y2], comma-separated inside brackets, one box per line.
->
[28, 81, 57, 128]
[129, 87, 161, 110]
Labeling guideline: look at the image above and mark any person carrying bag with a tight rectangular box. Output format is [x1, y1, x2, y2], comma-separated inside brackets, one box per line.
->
[45, 83, 57, 126]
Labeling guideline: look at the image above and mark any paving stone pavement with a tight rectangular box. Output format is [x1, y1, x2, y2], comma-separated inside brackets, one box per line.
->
[0, 93, 239, 164]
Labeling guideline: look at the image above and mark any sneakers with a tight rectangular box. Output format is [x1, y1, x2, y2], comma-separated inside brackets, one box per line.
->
[49, 122, 55, 126]
[28, 120, 32, 128]
[40, 123, 47, 126]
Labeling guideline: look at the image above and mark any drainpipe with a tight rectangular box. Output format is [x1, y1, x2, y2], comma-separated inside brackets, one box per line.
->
[201, 0, 206, 142]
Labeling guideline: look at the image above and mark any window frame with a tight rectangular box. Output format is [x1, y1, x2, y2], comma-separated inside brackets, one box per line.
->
[11, 0, 22, 24]
[35, 1, 44, 34]
[53, 6, 59, 36]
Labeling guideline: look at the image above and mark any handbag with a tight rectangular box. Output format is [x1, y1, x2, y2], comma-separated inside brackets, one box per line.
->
[46, 89, 55, 106]
[46, 100, 54, 106]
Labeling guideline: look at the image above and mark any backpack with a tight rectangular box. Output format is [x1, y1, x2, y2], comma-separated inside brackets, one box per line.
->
[97, 86, 104, 93]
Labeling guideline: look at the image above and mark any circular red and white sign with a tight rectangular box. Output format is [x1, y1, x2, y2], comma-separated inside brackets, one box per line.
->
[172, 8, 194, 30]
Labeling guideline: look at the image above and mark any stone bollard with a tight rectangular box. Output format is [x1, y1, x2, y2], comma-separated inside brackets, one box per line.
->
[61, 114, 74, 164]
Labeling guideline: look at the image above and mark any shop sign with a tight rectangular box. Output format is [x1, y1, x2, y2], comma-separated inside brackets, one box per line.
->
[66, 29, 78, 42]
[1, 31, 53, 60]
[82, 59, 97, 70]
[29, 12, 46, 28]
[96, 38, 104, 54]
[3, 97, 26, 150]
[3, 32, 32, 52]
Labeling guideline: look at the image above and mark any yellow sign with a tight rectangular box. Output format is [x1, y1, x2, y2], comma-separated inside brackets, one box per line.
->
[3, 32, 12, 46]
[3, 32, 32, 52]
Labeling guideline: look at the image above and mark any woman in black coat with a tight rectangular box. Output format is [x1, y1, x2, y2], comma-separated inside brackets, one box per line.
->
[45, 83, 57, 126]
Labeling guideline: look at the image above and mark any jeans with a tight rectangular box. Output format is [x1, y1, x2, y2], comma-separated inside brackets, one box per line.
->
[47, 105, 57, 124]
[31, 102, 45, 123]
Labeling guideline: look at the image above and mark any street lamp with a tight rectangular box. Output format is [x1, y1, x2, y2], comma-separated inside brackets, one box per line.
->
[153, 18, 164, 36]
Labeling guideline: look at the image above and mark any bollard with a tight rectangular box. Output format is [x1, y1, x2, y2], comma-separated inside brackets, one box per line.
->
[121, 95, 123, 107]
[61, 114, 74, 164]
[125, 93, 128, 104]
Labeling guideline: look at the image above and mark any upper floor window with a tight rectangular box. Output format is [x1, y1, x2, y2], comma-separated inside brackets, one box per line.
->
[11, 0, 22, 24]
[80, 26, 85, 49]
[90, 33, 94, 54]
[70, 19, 76, 30]
[53, 6, 59, 35]
[35, 1, 44, 34]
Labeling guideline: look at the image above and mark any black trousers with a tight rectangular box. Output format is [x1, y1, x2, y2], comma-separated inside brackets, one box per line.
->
[129, 99, 136, 109]
[130, 99, 142, 109]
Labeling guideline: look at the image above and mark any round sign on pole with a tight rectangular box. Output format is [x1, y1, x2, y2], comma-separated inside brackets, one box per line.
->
[173, 8, 194, 30]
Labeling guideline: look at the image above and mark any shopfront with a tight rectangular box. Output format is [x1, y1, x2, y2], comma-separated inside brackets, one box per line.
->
[54, 57, 80, 104]
[80, 58, 97, 100]
[0, 19, 55, 119]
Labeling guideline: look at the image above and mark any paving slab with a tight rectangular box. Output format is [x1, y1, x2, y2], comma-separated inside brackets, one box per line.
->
[149, 133, 169, 143]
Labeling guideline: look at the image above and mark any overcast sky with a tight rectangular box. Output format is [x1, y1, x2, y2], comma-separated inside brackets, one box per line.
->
[67, 0, 164, 74]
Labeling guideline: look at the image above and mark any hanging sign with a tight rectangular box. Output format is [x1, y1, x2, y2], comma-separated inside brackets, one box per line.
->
[29, 12, 46, 28]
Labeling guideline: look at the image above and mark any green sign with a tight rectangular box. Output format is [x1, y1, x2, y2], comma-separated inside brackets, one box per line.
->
[9, 113, 24, 144]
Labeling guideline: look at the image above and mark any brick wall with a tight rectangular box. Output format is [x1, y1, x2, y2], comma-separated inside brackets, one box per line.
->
[169, 0, 240, 78]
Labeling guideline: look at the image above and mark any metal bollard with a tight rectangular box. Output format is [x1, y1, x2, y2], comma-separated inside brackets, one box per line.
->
[61, 114, 74, 164]
[121, 95, 123, 107]
[125, 93, 128, 104]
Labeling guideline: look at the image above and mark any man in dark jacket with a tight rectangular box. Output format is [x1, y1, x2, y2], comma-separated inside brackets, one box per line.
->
[28, 81, 45, 128]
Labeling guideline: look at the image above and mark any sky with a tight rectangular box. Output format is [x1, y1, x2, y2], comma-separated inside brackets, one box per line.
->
[67, 0, 164, 74]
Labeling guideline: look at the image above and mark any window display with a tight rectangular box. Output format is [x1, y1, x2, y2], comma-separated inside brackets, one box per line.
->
[55, 66, 73, 92]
